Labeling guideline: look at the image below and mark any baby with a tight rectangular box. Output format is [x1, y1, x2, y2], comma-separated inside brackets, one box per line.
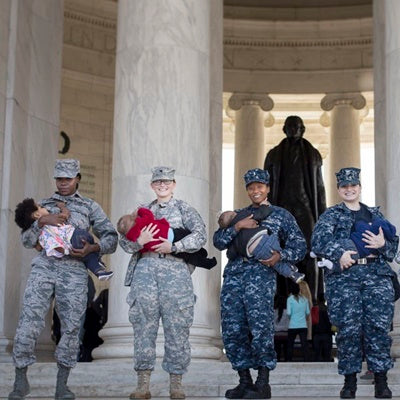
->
[218, 204, 304, 284]
[314, 217, 397, 271]
[117, 207, 216, 269]
[14, 198, 113, 280]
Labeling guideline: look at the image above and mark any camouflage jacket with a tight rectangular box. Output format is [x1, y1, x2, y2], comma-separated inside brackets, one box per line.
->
[120, 197, 207, 286]
[311, 202, 399, 274]
[21, 191, 118, 258]
[213, 204, 306, 276]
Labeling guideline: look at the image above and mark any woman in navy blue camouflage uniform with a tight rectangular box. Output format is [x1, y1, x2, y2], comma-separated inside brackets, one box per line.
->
[214, 168, 306, 399]
[311, 167, 398, 399]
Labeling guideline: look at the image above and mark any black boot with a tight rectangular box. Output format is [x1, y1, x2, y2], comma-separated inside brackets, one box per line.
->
[340, 373, 357, 399]
[374, 372, 392, 399]
[55, 364, 75, 400]
[8, 367, 30, 400]
[252, 367, 271, 399]
[225, 369, 258, 399]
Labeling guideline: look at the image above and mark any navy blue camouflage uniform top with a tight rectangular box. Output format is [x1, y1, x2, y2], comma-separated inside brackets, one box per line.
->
[215, 205, 306, 276]
[311, 202, 398, 274]
[214, 204, 306, 371]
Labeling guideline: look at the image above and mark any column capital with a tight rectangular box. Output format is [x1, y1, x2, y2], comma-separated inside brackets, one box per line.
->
[228, 92, 274, 112]
[320, 92, 366, 111]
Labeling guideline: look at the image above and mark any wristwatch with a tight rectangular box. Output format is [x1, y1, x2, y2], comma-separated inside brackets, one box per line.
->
[171, 244, 177, 254]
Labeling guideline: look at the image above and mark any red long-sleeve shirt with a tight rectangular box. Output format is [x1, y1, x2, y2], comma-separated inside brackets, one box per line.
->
[126, 207, 170, 253]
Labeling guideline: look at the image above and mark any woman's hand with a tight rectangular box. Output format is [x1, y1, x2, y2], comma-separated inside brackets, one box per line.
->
[260, 250, 281, 267]
[234, 215, 258, 231]
[38, 213, 68, 228]
[363, 226, 385, 249]
[35, 242, 43, 252]
[56, 201, 70, 220]
[70, 240, 100, 258]
[152, 237, 172, 254]
[137, 223, 160, 246]
[340, 250, 358, 269]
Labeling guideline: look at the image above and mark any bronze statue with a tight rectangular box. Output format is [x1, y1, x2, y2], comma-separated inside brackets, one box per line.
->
[264, 115, 326, 299]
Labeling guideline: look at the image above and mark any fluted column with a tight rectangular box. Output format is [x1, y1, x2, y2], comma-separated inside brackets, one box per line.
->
[93, 0, 222, 361]
[0, 0, 64, 361]
[320, 93, 366, 205]
[373, 0, 400, 358]
[228, 93, 274, 209]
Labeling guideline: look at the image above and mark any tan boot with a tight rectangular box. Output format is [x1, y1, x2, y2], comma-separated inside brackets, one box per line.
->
[129, 370, 151, 399]
[169, 374, 185, 399]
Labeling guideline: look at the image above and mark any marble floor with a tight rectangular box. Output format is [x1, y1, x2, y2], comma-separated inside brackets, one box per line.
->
[1, 360, 400, 399]
[0, 396, 400, 400]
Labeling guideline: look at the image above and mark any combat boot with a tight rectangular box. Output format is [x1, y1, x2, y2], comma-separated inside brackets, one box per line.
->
[374, 371, 392, 398]
[8, 367, 30, 400]
[55, 364, 75, 400]
[169, 373, 185, 399]
[252, 367, 271, 399]
[225, 369, 258, 399]
[340, 373, 357, 399]
[129, 370, 152, 399]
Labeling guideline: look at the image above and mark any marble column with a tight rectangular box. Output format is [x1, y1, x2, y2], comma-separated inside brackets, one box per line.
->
[0, 0, 64, 361]
[320, 93, 366, 205]
[228, 93, 274, 209]
[373, 0, 400, 358]
[93, 0, 223, 361]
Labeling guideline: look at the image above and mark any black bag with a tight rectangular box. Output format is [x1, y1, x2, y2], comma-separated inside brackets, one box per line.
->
[391, 272, 400, 302]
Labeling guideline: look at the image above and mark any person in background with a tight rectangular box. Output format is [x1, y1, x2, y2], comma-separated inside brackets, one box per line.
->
[274, 295, 289, 362]
[286, 284, 310, 362]
[312, 293, 333, 362]
[299, 281, 313, 342]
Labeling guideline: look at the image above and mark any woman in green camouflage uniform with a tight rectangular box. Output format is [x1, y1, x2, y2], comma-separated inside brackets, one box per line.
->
[119, 166, 207, 400]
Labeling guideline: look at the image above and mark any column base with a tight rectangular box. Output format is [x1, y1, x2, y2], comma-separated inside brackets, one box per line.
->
[0, 336, 61, 363]
[35, 342, 56, 362]
[0, 337, 13, 362]
[93, 324, 223, 361]
[391, 324, 400, 359]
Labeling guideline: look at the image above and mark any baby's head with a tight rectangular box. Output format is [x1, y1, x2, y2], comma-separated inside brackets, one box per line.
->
[117, 211, 137, 235]
[218, 210, 237, 229]
[14, 198, 49, 231]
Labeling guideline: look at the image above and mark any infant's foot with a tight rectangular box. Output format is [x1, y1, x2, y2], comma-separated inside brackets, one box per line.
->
[289, 271, 305, 284]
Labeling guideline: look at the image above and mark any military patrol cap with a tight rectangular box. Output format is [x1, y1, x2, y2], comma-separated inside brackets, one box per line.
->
[244, 168, 270, 187]
[151, 166, 175, 182]
[53, 159, 80, 178]
[335, 167, 361, 187]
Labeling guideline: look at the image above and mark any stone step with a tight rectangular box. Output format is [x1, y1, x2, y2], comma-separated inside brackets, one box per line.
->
[1, 360, 399, 398]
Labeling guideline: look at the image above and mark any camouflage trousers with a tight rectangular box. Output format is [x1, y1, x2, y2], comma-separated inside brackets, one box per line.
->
[325, 264, 394, 375]
[221, 265, 277, 371]
[127, 257, 194, 374]
[13, 258, 88, 368]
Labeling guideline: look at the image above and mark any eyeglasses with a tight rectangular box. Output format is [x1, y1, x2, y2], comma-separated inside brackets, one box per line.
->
[152, 180, 173, 186]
